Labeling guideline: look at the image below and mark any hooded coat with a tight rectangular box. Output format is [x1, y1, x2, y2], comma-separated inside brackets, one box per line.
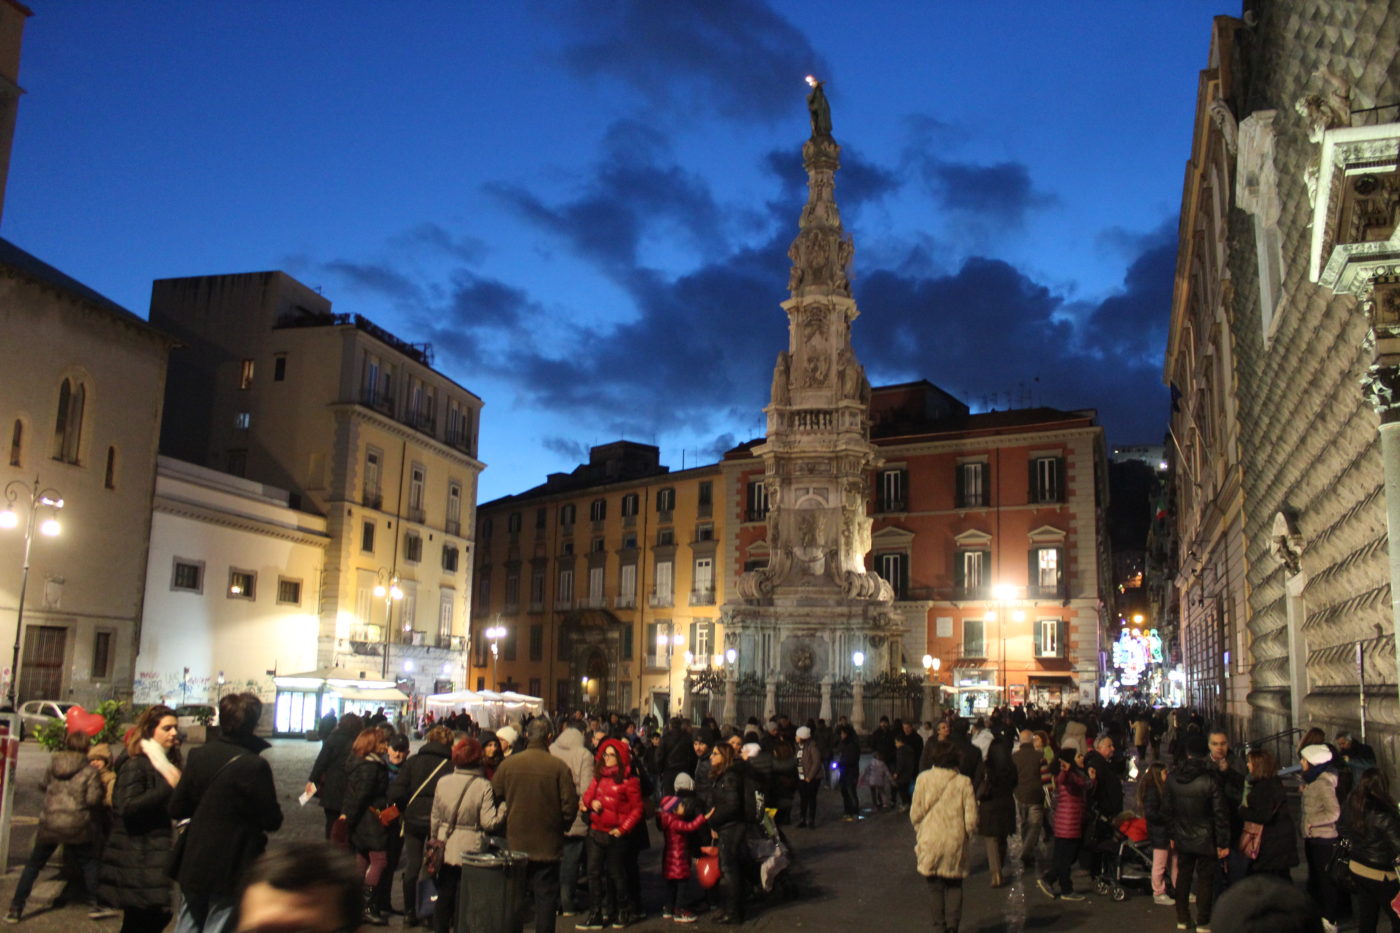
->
[1162, 757, 1230, 856]
[98, 755, 175, 911]
[37, 750, 104, 845]
[550, 727, 595, 838]
[582, 738, 643, 836]
[658, 804, 708, 880]
[910, 765, 978, 879]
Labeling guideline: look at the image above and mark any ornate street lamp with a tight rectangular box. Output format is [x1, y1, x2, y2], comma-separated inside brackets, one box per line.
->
[485, 622, 508, 691]
[373, 569, 404, 678]
[1, 478, 64, 707]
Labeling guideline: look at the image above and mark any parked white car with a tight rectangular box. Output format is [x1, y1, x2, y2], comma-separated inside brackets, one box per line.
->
[17, 700, 76, 739]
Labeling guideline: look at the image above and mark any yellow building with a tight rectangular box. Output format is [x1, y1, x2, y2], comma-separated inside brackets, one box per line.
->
[472, 442, 723, 719]
[149, 272, 484, 730]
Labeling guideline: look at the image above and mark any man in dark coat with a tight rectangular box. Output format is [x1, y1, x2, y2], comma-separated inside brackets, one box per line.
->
[492, 718, 579, 933]
[170, 693, 283, 933]
[1012, 730, 1046, 867]
[1082, 734, 1122, 877]
[387, 725, 453, 927]
[1163, 734, 1231, 932]
[871, 717, 897, 771]
[305, 712, 362, 838]
[658, 718, 696, 796]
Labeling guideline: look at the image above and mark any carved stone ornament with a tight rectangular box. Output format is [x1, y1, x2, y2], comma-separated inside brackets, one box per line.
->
[1236, 110, 1281, 224]
[1209, 98, 1238, 155]
[1361, 361, 1400, 422]
[1268, 511, 1305, 577]
[791, 646, 815, 673]
[1310, 123, 1400, 292]
[1294, 67, 1352, 144]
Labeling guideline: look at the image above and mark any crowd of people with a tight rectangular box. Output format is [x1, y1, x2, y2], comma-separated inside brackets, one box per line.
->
[5, 695, 1397, 933]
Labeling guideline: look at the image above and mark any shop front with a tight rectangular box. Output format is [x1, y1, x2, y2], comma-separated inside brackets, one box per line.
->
[271, 668, 408, 736]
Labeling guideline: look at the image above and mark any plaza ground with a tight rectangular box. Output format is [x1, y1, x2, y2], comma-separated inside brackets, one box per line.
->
[0, 738, 1201, 932]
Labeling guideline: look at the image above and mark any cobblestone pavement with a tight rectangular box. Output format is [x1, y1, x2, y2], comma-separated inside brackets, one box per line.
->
[0, 738, 1193, 932]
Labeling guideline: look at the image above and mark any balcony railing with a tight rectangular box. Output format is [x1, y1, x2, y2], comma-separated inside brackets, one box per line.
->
[1028, 581, 1067, 600]
[623, 514, 636, 528]
[410, 409, 435, 436]
[657, 510, 673, 525]
[554, 598, 574, 611]
[648, 591, 673, 608]
[407, 506, 426, 524]
[745, 508, 768, 523]
[614, 595, 636, 609]
[877, 498, 906, 513]
[363, 488, 383, 510]
[689, 588, 715, 606]
[435, 634, 466, 651]
[361, 388, 395, 415]
[582, 594, 606, 609]
[956, 585, 990, 601]
[445, 427, 473, 453]
[445, 519, 461, 536]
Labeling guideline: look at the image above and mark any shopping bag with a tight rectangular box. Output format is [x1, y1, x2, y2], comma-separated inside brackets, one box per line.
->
[416, 875, 438, 919]
[696, 846, 721, 889]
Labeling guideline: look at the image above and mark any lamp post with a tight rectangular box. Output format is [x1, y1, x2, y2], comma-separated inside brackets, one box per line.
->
[722, 647, 737, 725]
[921, 654, 938, 724]
[373, 570, 404, 679]
[850, 649, 866, 733]
[485, 622, 507, 691]
[1, 479, 64, 707]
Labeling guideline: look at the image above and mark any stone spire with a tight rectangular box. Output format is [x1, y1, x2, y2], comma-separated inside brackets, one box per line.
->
[735, 81, 889, 606]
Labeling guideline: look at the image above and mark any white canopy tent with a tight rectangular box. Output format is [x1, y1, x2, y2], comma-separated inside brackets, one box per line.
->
[424, 689, 544, 730]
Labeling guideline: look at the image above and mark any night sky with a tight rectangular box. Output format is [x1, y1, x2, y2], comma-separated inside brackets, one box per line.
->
[7, 2, 1224, 500]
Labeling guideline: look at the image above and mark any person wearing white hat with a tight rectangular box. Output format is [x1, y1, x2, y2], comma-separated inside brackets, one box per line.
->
[795, 727, 822, 828]
[1300, 744, 1342, 933]
[496, 725, 520, 758]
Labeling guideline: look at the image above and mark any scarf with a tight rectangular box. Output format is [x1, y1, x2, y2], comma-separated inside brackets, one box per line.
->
[141, 738, 181, 787]
[1302, 763, 1335, 785]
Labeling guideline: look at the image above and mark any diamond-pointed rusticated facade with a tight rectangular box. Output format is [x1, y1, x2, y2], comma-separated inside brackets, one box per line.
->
[722, 86, 904, 684]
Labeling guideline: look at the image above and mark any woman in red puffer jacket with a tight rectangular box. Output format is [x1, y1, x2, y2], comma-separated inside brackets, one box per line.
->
[580, 739, 644, 928]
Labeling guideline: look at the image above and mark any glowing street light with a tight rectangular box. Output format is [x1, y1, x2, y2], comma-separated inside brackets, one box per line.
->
[373, 569, 404, 678]
[2, 478, 64, 706]
[485, 622, 508, 691]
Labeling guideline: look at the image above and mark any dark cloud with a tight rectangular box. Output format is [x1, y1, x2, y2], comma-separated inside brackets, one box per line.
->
[320, 260, 422, 301]
[542, 437, 588, 461]
[553, 0, 830, 125]
[1077, 222, 1176, 367]
[391, 223, 485, 263]
[921, 159, 1057, 228]
[446, 271, 535, 330]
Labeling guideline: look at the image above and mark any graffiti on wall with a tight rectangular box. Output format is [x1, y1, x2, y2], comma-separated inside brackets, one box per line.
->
[133, 670, 274, 705]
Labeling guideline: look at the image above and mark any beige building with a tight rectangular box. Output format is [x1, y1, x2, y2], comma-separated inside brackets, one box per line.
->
[0, 239, 172, 706]
[148, 272, 484, 727]
[137, 456, 329, 722]
[472, 442, 724, 719]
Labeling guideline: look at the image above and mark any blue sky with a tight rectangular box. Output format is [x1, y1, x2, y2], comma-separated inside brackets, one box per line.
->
[7, 1, 1225, 501]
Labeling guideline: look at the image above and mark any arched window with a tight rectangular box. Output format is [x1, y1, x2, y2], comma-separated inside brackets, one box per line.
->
[52, 378, 85, 464]
[8, 419, 20, 467]
[104, 447, 116, 489]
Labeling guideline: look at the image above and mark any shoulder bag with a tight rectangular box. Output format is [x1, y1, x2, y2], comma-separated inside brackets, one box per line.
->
[424, 775, 473, 878]
[165, 753, 244, 878]
[398, 759, 448, 837]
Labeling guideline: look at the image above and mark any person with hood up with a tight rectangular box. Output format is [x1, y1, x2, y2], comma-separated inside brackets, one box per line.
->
[168, 693, 283, 933]
[578, 739, 643, 930]
[550, 722, 594, 918]
[6, 731, 106, 922]
[388, 725, 454, 928]
[1163, 734, 1231, 932]
[910, 740, 978, 933]
[1300, 743, 1343, 933]
[1036, 748, 1092, 902]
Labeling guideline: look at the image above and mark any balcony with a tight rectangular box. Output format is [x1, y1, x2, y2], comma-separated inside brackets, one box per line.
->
[688, 588, 715, 606]
[445, 519, 461, 536]
[1027, 581, 1067, 600]
[956, 495, 987, 509]
[361, 388, 395, 415]
[401, 630, 426, 647]
[877, 498, 906, 513]
[363, 488, 383, 510]
[435, 634, 466, 651]
[745, 509, 768, 523]
[956, 585, 989, 601]
[445, 426, 473, 453]
[410, 409, 435, 437]
[644, 654, 671, 671]
[554, 598, 575, 611]
[582, 594, 606, 609]
[657, 510, 673, 525]
[407, 506, 426, 524]
[648, 591, 673, 609]
[614, 595, 636, 609]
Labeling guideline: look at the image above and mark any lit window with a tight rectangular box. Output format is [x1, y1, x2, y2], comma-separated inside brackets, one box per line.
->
[239, 359, 255, 390]
[228, 569, 256, 599]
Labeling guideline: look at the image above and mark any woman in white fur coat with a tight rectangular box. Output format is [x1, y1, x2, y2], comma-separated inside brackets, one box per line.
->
[911, 740, 979, 933]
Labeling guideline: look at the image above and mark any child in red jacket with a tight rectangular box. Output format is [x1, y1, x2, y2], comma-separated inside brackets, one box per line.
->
[580, 739, 644, 929]
[658, 775, 713, 924]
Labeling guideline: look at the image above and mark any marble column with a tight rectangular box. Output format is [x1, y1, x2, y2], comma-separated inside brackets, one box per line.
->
[819, 676, 832, 722]
[851, 679, 865, 733]
[723, 671, 737, 726]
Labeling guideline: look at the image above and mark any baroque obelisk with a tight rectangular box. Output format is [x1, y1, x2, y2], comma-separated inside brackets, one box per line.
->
[722, 79, 904, 689]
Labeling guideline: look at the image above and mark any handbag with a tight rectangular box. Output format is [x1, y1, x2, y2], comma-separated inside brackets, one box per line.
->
[415, 875, 439, 919]
[1326, 836, 1356, 892]
[1238, 822, 1264, 859]
[376, 803, 401, 827]
[329, 816, 350, 850]
[165, 753, 244, 878]
[696, 845, 721, 889]
[400, 759, 449, 838]
[425, 776, 474, 878]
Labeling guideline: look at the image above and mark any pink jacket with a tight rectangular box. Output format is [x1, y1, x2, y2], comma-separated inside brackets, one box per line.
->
[658, 807, 708, 880]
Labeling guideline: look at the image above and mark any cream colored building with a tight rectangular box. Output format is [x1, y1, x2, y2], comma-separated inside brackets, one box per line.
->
[137, 456, 327, 717]
[149, 272, 484, 728]
[0, 239, 171, 706]
[473, 442, 725, 720]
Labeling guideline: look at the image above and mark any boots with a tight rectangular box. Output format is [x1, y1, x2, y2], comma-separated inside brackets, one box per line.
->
[362, 886, 388, 926]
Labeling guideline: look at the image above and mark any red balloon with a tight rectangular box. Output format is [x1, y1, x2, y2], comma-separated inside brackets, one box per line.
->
[65, 705, 106, 738]
[696, 852, 721, 890]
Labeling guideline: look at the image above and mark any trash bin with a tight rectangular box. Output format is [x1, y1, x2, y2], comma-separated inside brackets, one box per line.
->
[459, 849, 529, 933]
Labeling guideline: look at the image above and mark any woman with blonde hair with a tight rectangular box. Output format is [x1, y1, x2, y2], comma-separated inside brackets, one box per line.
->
[98, 705, 181, 933]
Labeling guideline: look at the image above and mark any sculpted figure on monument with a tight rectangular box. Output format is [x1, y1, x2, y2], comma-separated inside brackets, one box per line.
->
[771, 352, 791, 406]
[806, 77, 833, 138]
[803, 347, 830, 387]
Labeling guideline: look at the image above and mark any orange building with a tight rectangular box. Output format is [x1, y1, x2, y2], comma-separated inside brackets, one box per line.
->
[726, 381, 1110, 712]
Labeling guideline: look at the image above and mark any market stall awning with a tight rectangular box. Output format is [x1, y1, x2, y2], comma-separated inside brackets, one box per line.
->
[332, 686, 409, 703]
[273, 668, 396, 691]
[1027, 673, 1075, 680]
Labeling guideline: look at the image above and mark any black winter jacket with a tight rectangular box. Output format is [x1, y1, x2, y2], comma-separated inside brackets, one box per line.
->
[707, 767, 747, 832]
[169, 734, 283, 896]
[975, 743, 1019, 838]
[1138, 779, 1170, 849]
[1349, 799, 1400, 872]
[660, 730, 697, 775]
[341, 754, 391, 852]
[308, 729, 355, 812]
[1162, 757, 1231, 857]
[98, 755, 175, 911]
[1237, 776, 1298, 872]
[389, 741, 453, 833]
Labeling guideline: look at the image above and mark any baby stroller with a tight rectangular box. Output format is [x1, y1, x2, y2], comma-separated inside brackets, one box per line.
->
[1092, 815, 1155, 902]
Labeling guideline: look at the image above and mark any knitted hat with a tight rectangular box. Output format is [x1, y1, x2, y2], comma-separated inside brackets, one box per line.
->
[1301, 744, 1333, 766]
[496, 725, 519, 748]
[742, 742, 761, 759]
[673, 772, 695, 792]
[660, 794, 681, 814]
[795, 726, 811, 740]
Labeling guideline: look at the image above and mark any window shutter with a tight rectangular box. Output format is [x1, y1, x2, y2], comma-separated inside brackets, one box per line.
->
[1028, 459, 1038, 503]
[899, 469, 909, 509]
[1054, 547, 1065, 596]
[689, 621, 698, 651]
[1056, 619, 1067, 658]
[954, 551, 965, 590]
[1054, 457, 1065, 502]
[1028, 547, 1038, 594]
[980, 550, 991, 590]
[954, 463, 965, 507]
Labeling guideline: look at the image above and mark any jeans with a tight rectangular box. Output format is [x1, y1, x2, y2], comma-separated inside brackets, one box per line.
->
[1151, 846, 1178, 897]
[1017, 801, 1044, 862]
[174, 893, 238, 933]
[525, 861, 560, 933]
[983, 835, 1007, 880]
[586, 831, 632, 918]
[1176, 851, 1216, 927]
[559, 835, 585, 913]
[1306, 837, 1341, 923]
[798, 780, 820, 825]
[11, 841, 99, 909]
[401, 826, 426, 918]
[1044, 837, 1080, 894]
[716, 824, 747, 920]
[925, 876, 963, 933]
[839, 772, 859, 815]
[1354, 872, 1400, 933]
